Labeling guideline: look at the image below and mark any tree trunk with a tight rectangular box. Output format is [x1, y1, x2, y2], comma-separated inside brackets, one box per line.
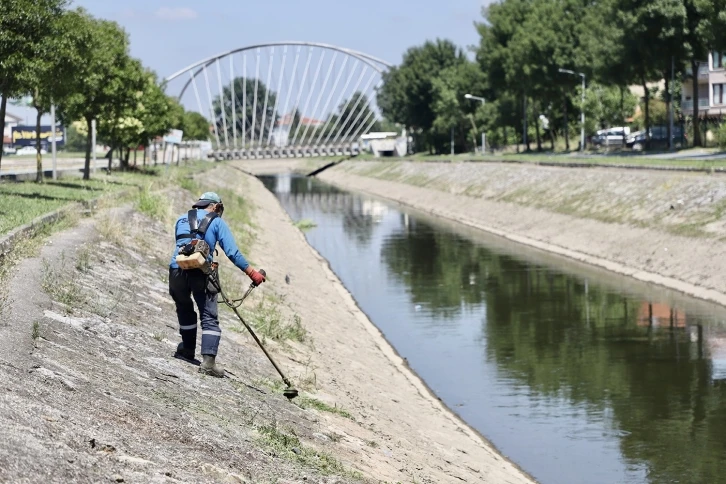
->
[133, 147, 137, 167]
[143, 143, 147, 168]
[0, 94, 7, 172]
[692, 59, 702, 147]
[35, 99, 43, 183]
[621, 87, 627, 146]
[664, 75, 671, 144]
[503, 125, 508, 152]
[548, 104, 555, 151]
[564, 95, 570, 151]
[535, 103, 542, 152]
[642, 77, 651, 149]
[124, 148, 131, 168]
[83, 117, 92, 180]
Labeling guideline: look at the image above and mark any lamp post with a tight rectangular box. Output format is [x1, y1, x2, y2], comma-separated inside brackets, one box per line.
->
[559, 68, 586, 152]
[465, 93, 486, 153]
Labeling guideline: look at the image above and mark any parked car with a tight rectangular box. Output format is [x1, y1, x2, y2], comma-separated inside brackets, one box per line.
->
[626, 126, 685, 151]
[15, 146, 48, 155]
[2, 146, 16, 155]
[592, 127, 631, 147]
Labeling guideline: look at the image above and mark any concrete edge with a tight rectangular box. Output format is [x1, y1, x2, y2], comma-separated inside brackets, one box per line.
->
[391, 156, 726, 174]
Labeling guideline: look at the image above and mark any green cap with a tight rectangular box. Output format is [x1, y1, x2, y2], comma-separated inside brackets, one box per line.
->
[192, 191, 222, 208]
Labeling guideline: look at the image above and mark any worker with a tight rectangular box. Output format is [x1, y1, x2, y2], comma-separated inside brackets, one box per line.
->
[168, 191, 265, 377]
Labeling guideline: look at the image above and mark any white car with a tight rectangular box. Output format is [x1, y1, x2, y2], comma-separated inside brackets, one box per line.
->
[15, 146, 48, 155]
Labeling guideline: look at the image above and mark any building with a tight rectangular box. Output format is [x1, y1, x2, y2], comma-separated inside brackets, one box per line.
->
[271, 113, 326, 147]
[3, 111, 22, 148]
[682, 51, 726, 118]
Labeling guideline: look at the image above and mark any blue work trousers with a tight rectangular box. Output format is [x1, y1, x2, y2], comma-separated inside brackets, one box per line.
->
[168, 268, 221, 356]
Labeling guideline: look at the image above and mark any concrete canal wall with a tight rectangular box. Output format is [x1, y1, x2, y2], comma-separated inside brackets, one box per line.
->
[313, 160, 726, 308]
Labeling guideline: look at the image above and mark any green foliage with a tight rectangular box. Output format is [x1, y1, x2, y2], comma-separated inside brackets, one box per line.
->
[583, 83, 638, 133]
[256, 422, 360, 477]
[294, 219, 317, 231]
[378, 39, 467, 152]
[136, 185, 170, 222]
[0, 0, 68, 170]
[182, 111, 211, 140]
[296, 396, 353, 419]
[718, 123, 726, 150]
[212, 77, 277, 147]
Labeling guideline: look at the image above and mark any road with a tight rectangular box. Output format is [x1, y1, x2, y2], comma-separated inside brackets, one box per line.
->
[0, 156, 91, 177]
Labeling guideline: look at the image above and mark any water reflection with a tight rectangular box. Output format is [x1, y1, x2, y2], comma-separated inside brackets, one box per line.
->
[261, 174, 726, 484]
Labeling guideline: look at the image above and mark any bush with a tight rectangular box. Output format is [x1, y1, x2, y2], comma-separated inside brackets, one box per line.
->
[718, 123, 726, 150]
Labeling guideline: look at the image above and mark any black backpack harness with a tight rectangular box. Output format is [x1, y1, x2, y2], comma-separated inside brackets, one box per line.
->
[176, 210, 218, 243]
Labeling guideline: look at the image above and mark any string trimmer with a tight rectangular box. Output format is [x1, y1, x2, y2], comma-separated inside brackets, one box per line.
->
[209, 266, 299, 400]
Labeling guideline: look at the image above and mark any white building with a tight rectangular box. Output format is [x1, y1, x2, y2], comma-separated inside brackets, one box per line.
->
[682, 51, 726, 118]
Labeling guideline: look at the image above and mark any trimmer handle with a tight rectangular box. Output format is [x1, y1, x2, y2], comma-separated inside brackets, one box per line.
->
[250, 268, 266, 288]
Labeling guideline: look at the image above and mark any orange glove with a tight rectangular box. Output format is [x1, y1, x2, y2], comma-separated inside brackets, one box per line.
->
[244, 266, 266, 286]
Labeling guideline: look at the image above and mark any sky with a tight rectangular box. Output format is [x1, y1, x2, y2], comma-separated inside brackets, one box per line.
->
[73, 0, 489, 78]
[8, 0, 493, 125]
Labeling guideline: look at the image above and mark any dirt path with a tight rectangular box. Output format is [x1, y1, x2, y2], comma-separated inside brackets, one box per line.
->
[0, 165, 535, 483]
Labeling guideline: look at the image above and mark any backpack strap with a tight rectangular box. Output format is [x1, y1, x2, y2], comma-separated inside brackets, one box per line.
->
[197, 212, 218, 237]
[176, 210, 218, 241]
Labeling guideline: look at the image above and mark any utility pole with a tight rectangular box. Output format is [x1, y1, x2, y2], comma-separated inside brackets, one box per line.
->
[669, 56, 674, 150]
[559, 68, 586, 151]
[51, 103, 57, 180]
[464, 93, 487, 154]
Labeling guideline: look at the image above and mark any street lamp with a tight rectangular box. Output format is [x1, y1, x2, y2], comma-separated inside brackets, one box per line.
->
[465, 93, 487, 153]
[559, 68, 586, 152]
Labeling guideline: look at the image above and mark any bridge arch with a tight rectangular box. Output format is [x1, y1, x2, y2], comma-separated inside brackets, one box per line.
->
[164, 42, 393, 159]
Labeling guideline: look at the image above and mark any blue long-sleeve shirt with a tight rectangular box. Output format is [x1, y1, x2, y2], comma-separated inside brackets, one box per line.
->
[169, 209, 250, 271]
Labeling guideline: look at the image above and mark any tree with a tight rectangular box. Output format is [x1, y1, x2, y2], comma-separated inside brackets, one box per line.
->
[683, 0, 718, 147]
[29, 8, 93, 182]
[0, 0, 67, 172]
[378, 39, 466, 152]
[333, 92, 379, 142]
[182, 111, 211, 140]
[59, 13, 135, 180]
[212, 77, 277, 148]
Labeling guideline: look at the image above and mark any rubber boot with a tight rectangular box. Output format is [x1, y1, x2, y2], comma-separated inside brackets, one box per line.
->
[174, 342, 195, 361]
[199, 355, 225, 378]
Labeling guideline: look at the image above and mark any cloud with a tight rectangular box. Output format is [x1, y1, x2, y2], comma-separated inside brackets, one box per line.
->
[155, 7, 198, 21]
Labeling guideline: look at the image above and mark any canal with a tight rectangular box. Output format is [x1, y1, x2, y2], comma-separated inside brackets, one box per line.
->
[261, 173, 726, 484]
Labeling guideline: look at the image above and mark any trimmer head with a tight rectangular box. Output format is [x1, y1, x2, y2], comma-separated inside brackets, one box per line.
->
[283, 386, 299, 400]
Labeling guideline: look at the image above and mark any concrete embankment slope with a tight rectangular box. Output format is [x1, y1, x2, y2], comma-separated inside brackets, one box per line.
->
[0, 163, 535, 484]
[316, 160, 726, 306]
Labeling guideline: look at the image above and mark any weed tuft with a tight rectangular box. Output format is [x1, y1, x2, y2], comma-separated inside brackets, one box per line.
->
[136, 185, 170, 222]
[41, 254, 85, 313]
[75, 246, 91, 272]
[294, 219, 317, 231]
[32, 321, 41, 341]
[242, 298, 307, 343]
[256, 421, 360, 477]
[296, 396, 353, 420]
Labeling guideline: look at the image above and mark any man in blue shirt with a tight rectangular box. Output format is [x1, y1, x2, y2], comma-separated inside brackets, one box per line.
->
[169, 191, 265, 377]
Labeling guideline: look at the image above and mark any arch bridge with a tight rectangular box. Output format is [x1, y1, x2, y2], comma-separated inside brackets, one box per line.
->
[165, 42, 392, 160]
